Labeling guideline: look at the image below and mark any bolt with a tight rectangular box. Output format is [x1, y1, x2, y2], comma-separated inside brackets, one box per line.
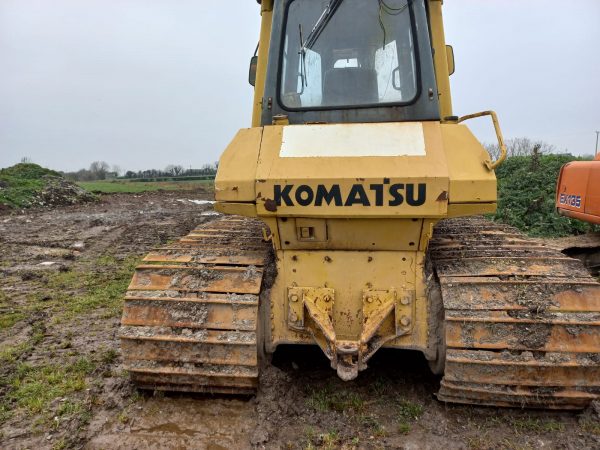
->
[290, 294, 299, 302]
[366, 295, 373, 303]
[323, 294, 332, 303]
[400, 316, 411, 327]
[324, 256, 332, 262]
[401, 297, 410, 305]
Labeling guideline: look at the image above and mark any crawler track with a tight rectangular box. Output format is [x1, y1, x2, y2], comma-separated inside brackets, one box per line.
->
[431, 217, 600, 409]
[120, 216, 271, 394]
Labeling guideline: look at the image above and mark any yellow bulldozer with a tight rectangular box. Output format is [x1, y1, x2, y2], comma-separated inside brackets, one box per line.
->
[119, 0, 600, 408]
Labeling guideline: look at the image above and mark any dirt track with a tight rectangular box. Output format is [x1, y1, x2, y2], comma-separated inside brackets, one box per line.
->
[0, 191, 598, 450]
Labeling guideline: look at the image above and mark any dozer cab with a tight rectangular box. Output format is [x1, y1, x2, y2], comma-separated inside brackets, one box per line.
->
[120, 0, 600, 408]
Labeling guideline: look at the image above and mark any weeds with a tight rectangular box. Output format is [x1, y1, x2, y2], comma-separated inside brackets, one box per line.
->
[580, 418, 600, 435]
[357, 413, 387, 437]
[8, 356, 95, 414]
[0, 312, 26, 329]
[370, 376, 389, 397]
[307, 385, 364, 413]
[100, 347, 119, 365]
[0, 342, 29, 365]
[36, 255, 139, 321]
[397, 421, 411, 434]
[504, 416, 564, 434]
[395, 399, 423, 434]
[397, 399, 424, 420]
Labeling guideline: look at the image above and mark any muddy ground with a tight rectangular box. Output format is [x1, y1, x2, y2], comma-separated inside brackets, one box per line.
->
[0, 190, 598, 450]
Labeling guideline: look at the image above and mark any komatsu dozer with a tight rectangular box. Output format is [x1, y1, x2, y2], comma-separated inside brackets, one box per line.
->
[120, 0, 600, 408]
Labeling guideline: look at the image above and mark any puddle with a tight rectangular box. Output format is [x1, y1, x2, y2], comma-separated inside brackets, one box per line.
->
[176, 199, 215, 205]
[86, 397, 254, 450]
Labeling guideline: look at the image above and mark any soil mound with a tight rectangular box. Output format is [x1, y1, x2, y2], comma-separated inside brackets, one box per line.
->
[0, 163, 96, 209]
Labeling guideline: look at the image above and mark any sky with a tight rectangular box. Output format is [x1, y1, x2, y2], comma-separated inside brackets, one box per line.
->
[0, 0, 599, 173]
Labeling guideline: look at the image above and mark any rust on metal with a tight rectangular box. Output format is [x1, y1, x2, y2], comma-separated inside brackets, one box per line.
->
[431, 217, 600, 409]
[119, 216, 270, 394]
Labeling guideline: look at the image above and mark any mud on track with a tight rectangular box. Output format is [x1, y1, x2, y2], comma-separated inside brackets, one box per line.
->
[0, 191, 598, 450]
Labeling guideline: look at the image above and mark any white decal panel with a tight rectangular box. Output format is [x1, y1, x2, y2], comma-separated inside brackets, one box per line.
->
[280, 122, 426, 158]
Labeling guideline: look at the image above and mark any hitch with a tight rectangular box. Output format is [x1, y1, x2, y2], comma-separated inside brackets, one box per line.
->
[287, 287, 414, 380]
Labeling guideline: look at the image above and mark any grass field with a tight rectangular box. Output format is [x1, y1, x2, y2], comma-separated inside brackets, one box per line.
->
[78, 179, 213, 193]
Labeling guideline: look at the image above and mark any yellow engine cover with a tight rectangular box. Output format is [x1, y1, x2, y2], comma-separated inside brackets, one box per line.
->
[215, 121, 497, 219]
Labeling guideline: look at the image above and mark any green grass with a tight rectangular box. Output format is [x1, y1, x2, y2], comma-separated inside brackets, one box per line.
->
[45, 255, 139, 320]
[395, 399, 424, 434]
[78, 179, 213, 193]
[0, 312, 26, 330]
[307, 385, 364, 412]
[8, 255, 139, 332]
[508, 417, 564, 433]
[580, 418, 600, 435]
[0, 323, 45, 364]
[8, 357, 95, 414]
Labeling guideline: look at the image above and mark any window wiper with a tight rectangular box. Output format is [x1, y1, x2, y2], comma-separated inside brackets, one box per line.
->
[302, 0, 344, 53]
[298, 0, 344, 88]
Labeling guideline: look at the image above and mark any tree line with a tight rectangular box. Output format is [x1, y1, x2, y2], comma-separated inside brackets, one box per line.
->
[62, 161, 218, 181]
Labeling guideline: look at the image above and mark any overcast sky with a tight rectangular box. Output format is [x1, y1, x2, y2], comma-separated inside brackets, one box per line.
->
[1, 0, 599, 173]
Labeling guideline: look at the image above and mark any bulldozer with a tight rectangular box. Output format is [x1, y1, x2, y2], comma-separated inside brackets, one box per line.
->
[119, 0, 600, 409]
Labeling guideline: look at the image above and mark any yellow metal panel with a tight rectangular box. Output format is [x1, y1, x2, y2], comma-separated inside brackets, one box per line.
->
[251, 1, 273, 127]
[267, 249, 429, 353]
[441, 123, 498, 204]
[214, 202, 257, 218]
[428, 0, 453, 119]
[447, 203, 496, 217]
[281, 250, 414, 339]
[255, 123, 450, 218]
[277, 218, 423, 251]
[215, 128, 262, 203]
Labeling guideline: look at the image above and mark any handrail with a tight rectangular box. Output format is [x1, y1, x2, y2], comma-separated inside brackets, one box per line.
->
[457, 110, 507, 170]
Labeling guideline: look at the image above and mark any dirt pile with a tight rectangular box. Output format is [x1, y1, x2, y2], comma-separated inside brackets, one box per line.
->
[37, 174, 96, 207]
[0, 163, 96, 210]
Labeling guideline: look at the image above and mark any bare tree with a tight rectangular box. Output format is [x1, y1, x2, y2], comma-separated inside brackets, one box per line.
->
[164, 165, 184, 176]
[111, 164, 122, 177]
[89, 161, 110, 180]
[20, 157, 33, 163]
[484, 137, 556, 161]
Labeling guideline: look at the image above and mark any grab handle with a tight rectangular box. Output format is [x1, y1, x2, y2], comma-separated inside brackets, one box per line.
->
[457, 110, 507, 170]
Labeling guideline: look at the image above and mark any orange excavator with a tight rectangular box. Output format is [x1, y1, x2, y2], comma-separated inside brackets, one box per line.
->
[556, 154, 600, 225]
